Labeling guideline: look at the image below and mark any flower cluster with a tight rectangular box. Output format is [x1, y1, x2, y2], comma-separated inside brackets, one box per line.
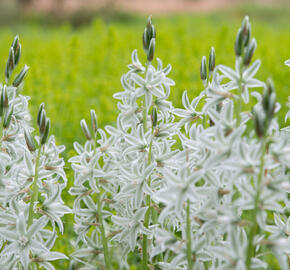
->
[69, 16, 289, 270]
[0, 37, 70, 270]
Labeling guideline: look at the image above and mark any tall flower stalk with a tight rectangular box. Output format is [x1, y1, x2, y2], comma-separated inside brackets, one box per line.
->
[0, 37, 70, 270]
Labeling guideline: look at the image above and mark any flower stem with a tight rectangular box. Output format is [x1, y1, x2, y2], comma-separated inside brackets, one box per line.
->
[246, 138, 266, 269]
[96, 191, 112, 270]
[186, 199, 193, 270]
[142, 135, 153, 270]
[142, 195, 150, 270]
[142, 61, 153, 270]
[28, 146, 41, 228]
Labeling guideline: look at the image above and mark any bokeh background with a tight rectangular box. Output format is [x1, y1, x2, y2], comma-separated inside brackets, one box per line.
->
[0, 1, 289, 268]
[0, 0, 289, 152]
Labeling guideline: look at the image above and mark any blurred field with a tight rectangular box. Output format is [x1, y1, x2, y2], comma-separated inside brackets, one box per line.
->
[0, 5, 289, 155]
[0, 5, 289, 268]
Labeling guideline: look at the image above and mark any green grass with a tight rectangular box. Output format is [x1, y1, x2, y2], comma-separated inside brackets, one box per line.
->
[0, 4, 289, 269]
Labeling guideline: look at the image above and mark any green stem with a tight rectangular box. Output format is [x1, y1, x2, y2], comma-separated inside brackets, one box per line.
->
[142, 61, 153, 270]
[142, 195, 150, 270]
[186, 199, 193, 270]
[96, 191, 111, 270]
[245, 138, 267, 269]
[142, 133, 154, 270]
[28, 146, 41, 228]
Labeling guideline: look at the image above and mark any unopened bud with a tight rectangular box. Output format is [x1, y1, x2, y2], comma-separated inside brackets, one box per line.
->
[234, 28, 243, 57]
[263, 78, 276, 119]
[24, 129, 36, 152]
[5, 47, 15, 83]
[39, 110, 47, 135]
[252, 106, 266, 138]
[90, 109, 98, 135]
[13, 65, 29, 87]
[37, 103, 45, 127]
[143, 16, 156, 55]
[243, 38, 257, 66]
[241, 16, 251, 46]
[200, 56, 207, 84]
[12, 36, 21, 67]
[151, 107, 157, 127]
[0, 86, 8, 117]
[80, 119, 92, 140]
[41, 119, 50, 145]
[3, 86, 8, 109]
[147, 38, 155, 62]
[3, 105, 13, 129]
[208, 47, 215, 73]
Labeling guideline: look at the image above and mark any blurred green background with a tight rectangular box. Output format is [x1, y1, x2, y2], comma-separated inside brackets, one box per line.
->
[0, 2, 289, 154]
[0, 1, 289, 269]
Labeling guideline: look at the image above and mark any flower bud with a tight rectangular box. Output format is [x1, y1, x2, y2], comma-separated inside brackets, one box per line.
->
[24, 129, 36, 152]
[208, 47, 215, 74]
[147, 38, 155, 62]
[80, 119, 92, 140]
[39, 110, 47, 136]
[200, 56, 207, 85]
[151, 107, 157, 127]
[90, 109, 98, 135]
[37, 103, 45, 127]
[13, 65, 29, 87]
[252, 106, 266, 138]
[234, 28, 243, 57]
[241, 16, 251, 46]
[5, 47, 15, 83]
[3, 105, 13, 129]
[0, 86, 8, 117]
[243, 38, 257, 66]
[263, 78, 276, 119]
[12, 36, 21, 67]
[3, 85, 8, 109]
[41, 119, 50, 145]
[143, 16, 156, 55]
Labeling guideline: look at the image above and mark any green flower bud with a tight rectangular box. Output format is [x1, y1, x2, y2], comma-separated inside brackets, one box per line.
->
[90, 109, 98, 135]
[142, 29, 149, 52]
[241, 16, 251, 46]
[263, 78, 276, 119]
[3, 105, 13, 129]
[151, 107, 157, 127]
[12, 36, 21, 67]
[243, 38, 257, 66]
[143, 16, 156, 55]
[234, 28, 243, 57]
[0, 86, 8, 117]
[200, 56, 207, 84]
[147, 38, 155, 62]
[41, 119, 50, 145]
[5, 47, 15, 83]
[252, 106, 266, 138]
[12, 65, 29, 87]
[24, 129, 36, 152]
[208, 47, 215, 74]
[39, 110, 47, 136]
[37, 103, 45, 127]
[80, 119, 92, 141]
